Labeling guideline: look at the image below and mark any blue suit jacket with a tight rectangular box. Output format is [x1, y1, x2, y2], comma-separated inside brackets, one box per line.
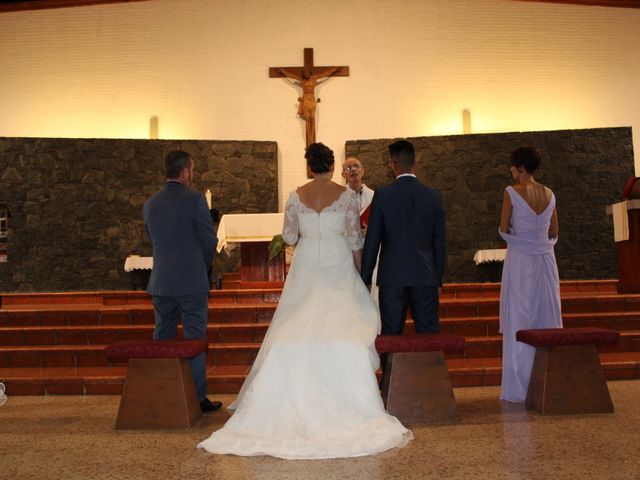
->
[143, 181, 217, 296]
[361, 176, 446, 287]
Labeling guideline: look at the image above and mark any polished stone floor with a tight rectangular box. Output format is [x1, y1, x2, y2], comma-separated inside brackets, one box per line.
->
[1, 382, 639, 480]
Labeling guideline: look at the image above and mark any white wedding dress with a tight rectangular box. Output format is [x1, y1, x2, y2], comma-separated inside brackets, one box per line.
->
[198, 189, 412, 459]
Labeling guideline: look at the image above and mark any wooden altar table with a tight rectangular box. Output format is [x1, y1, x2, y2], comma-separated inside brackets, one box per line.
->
[216, 213, 285, 287]
[473, 249, 506, 282]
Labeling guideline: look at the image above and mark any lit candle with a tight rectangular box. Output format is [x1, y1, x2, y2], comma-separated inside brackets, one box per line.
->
[205, 189, 212, 209]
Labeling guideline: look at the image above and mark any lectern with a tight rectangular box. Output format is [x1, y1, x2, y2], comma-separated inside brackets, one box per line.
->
[608, 177, 640, 293]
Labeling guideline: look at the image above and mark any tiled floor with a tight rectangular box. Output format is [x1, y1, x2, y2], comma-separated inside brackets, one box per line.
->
[1, 381, 639, 480]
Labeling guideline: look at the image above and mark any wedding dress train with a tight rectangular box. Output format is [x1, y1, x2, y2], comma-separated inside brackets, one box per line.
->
[198, 190, 412, 459]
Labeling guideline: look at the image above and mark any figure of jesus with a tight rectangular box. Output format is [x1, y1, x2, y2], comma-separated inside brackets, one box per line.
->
[278, 67, 339, 147]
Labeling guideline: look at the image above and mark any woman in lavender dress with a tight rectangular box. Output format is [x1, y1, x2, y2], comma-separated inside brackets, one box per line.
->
[498, 147, 563, 403]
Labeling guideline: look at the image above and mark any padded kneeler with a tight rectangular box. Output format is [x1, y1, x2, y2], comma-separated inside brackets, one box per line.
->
[106, 339, 209, 429]
[517, 327, 620, 415]
[375, 333, 465, 424]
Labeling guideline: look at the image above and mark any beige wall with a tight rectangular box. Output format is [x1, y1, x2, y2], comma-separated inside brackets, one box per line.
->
[1, 0, 639, 209]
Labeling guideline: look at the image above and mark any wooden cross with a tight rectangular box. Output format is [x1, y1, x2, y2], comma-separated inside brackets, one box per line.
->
[270, 48, 349, 148]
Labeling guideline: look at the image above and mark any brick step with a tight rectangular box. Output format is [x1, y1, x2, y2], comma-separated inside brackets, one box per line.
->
[3, 351, 640, 396]
[0, 289, 283, 308]
[223, 272, 618, 293]
[5, 314, 640, 347]
[0, 366, 128, 395]
[0, 306, 152, 327]
[438, 294, 640, 317]
[446, 351, 640, 387]
[0, 343, 263, 368]
[210, 278, 620, 298]
[0, 279, 620, 308]
[439, 279, 618, 299]
[448, 331, 640, 358]
[3, 331, 640, 368]
[3, 293, 639, 326]
[0, 291, 139, 307]
[0, 345, 121, 369]
[461, 331, 640, 358]
[0, 304, 277, 327]
[0, 323, 271, 346]
[441, 311, 640, 337]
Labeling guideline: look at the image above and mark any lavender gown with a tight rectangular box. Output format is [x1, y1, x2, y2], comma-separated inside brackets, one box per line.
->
[499, 186, 563, 403]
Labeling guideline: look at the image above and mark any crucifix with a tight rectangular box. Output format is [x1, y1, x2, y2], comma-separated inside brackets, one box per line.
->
[270, 48, 349, 148]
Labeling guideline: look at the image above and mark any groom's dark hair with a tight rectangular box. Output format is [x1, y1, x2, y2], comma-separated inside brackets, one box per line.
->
[388, 140, 415, 169]
[165, 150, 191, 179]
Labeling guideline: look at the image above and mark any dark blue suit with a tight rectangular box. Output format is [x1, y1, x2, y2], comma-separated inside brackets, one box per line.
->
[361, 175, 445, 334]
[143, 181, 217, 400]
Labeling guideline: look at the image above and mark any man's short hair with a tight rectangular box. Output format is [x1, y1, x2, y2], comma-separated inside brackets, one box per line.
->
[165, 150, 191, 179]
[388, 140, 415, 169]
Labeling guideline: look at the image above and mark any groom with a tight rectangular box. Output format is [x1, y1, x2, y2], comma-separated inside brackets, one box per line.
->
[361, 140, 446, 335]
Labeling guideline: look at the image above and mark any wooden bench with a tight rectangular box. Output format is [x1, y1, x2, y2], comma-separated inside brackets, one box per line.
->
[375, 333, 465, 424]
[106, 339, 208, 429]
[517, 327, 620, 415]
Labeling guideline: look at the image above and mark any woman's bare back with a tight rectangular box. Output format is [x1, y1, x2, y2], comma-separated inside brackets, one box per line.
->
[296, 179, 346, 214]
[511, 182, 553, 215]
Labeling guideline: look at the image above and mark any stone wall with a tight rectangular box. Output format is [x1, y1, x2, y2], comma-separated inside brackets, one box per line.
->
[0, 138, 278, 292]
[346, 127, 635, 282]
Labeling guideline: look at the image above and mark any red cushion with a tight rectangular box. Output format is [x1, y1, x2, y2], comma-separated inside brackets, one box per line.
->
[375, 333, 465, 354]
[516, 327, 620, 347]
[105, 339, 209, 359]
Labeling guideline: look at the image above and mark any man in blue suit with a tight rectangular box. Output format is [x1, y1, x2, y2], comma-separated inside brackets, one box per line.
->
[143, 150, 221, 412]
[361, 140, 446, 336]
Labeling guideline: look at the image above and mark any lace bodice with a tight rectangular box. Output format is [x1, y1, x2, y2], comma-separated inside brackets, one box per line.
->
[282, 189, 363, 251]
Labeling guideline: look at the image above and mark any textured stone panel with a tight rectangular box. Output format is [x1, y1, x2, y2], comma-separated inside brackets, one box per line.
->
[0, 138, 278, 292]
[346, 127, 634, 282]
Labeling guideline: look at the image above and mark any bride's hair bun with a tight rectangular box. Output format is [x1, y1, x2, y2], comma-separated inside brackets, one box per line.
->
[305, 143, 334, 174]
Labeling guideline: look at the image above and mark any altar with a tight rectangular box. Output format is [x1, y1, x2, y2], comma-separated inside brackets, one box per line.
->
[473, 249, 506, 282]
[217, 213, 286, 287]
[123, 255, 153, 290]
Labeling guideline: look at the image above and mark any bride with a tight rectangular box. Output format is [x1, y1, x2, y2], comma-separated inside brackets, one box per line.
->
[198, 143, 412, 459]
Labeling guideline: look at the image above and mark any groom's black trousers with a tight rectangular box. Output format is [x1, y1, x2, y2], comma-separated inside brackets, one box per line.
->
[378, 286, 440, 381]
[378, 285, 440, 335]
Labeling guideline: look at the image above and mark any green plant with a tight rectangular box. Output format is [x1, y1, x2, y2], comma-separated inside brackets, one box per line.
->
[268, 234, 286, 261]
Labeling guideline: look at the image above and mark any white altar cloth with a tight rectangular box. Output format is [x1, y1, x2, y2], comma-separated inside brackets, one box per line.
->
[473, 249, 506, 265]
[124, 255, 153, 272]
[216, 213, 284, 253]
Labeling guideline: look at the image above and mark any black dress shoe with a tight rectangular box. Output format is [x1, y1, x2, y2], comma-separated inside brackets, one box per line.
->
[200, 398, 223, 412]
